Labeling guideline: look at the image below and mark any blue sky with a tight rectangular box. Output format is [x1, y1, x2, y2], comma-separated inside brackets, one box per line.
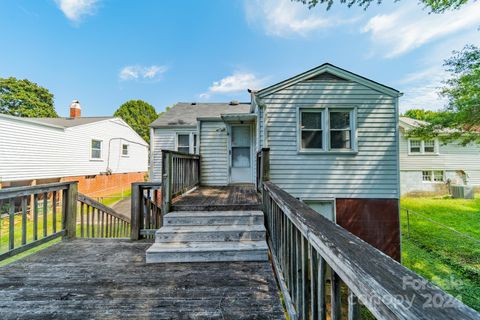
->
[1, 0, 480, 116]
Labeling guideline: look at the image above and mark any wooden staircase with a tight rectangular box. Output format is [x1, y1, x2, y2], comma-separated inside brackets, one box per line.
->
[146, 210, 268, 263]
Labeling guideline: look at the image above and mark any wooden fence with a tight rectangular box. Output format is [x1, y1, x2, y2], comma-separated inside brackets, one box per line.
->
[77, 193, 130, 238]
[262, 181, 479, 320]
[0, 182, 77, 261]
[131, 182, 162, 240]
[161, 150, 200, 214]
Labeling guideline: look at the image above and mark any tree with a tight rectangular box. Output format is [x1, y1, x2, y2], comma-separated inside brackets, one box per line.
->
[0, 77, 58, 117]
[402, 109, 447, 122]
[406, 45, 480, 145]
[293, 0, 469, 13]
[114, 100, 158, 143]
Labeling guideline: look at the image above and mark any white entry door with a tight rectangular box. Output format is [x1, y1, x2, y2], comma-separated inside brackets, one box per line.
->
[230, 125, 252, 184]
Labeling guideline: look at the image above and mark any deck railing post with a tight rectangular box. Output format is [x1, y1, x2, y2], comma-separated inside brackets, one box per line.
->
[64, 182, 78, 239]
[130, 183, 142, 240]
[261, 148, 270, 183]
[162, 151, 173, 215]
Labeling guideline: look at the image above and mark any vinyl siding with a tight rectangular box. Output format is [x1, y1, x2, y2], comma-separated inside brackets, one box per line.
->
[200, 120, 228, 186]
[150, 127, 195, 182]
[0, 117, 148, 182]
[260, 80, 399, 199]
[399, 130, 480, 185]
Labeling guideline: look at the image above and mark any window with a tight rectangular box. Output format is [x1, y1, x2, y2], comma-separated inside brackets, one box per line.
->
[409, 139, 437, 154]
[410, 140, 421, 153]
[424, 140, 435, 153]
[91, 140, 102, 159]
[433, 170, 444, 182]
[122, 144, 129, 156]
[422, 170, 432, 182]
[299, 108, 355, 152]
[422, 170, 444, 182]
[329, 111, 351, 149]
[177, 134, 190, 154]
[300, 111, 323, 149]
[303, 200, 335, 221]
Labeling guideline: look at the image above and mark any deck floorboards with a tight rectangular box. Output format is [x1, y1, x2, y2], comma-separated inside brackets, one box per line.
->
[0, 239, 284, 319]
[172, 186, 262, 211]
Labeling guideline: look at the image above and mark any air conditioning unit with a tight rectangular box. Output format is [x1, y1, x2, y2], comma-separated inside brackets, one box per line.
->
[451, 185, 474, 199]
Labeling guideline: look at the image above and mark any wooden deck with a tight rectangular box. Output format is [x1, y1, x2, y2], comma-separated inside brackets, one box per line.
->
[172, 186, 262, 211]
[0, 239, 284, 319]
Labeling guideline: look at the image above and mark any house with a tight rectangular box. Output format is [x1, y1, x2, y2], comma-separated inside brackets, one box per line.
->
[0, 100, 149, 196]
[150, 63, 402, 260]
[399, 116, 480, 196]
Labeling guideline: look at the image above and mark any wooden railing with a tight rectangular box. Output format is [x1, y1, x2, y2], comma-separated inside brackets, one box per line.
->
[131, 182, 162, 240]
[77, 193, 130, 238]
[262, 181, 479, 320]
[161, 150, 200, 214]
[256, 148, 270, 192]
[0, 182, 77, 261]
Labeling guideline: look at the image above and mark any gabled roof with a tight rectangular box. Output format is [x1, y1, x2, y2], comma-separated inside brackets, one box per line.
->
[399, 117, 429, 129]
[29, 116, 114, 128]
[256, 63, 401, 98]
[150, 102, 251, 128]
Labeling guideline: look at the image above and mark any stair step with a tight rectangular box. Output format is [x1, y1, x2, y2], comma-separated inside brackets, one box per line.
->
[155, 225, 266, 243]
[163, 210, 264, 226]
[146, 241, 269, 263]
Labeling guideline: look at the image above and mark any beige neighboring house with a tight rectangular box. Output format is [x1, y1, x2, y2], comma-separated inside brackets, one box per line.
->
[399, 117, 480, 196]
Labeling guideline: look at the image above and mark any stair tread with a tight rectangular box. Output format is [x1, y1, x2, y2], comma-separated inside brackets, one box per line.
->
[165, 210, 263, 217]
[157, 225, 265, 233]
[147, 241, 268, 253]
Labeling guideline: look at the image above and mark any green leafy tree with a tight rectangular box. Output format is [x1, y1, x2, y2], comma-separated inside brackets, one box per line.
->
[402, 109, 446, 122]
[0, 77, 58, 117]
[114, 100, 158, 143]
[293, 0, 469, 12]
[406, 45, 480, 145]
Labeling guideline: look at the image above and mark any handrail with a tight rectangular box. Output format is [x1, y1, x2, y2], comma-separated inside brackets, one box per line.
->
[262, 181, 479, 320]
[131, 182, 162, 240]
[161, 150, 200, 214]
[0, 182, 77, 261]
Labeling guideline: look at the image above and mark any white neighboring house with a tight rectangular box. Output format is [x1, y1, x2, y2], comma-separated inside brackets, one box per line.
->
[0, 100, 149, 196]
[399, 117, 480, 195]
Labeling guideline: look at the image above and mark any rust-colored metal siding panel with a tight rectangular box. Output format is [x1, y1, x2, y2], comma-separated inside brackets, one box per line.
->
[335, 198, 400, 261]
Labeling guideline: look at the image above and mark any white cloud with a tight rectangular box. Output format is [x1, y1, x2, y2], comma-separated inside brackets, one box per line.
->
[55, 0, 99, 22]
[362, 2, 480, 58]
[119, 65, 168, 81]
[244, 0, 356, 37]
[199, 72, 267, 99]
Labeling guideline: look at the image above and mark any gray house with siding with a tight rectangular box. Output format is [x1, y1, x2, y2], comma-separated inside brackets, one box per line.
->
[399, 117, 480, 196]
[150, 63, 402, 260]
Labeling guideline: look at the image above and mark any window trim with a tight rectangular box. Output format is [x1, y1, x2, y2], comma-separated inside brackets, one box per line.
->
[408, 139, 439, 155]
[301, 197, 336, 222]
[297, 106, 357, 154]
[121, 143, 129, 157]
[90, 139, 103, 161]
[175, 132, 199, 154]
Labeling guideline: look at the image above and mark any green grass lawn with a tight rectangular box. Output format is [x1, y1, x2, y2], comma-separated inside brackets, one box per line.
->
[401, 195, 480, 311]
[95, 189, 131, 207]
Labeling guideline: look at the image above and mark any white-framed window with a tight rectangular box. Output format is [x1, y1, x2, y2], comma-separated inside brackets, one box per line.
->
[422, 170, 444, 183]
[177, 134, 190, 154]
[303, 199, 336, 221]
[121, 144, 129, 156]
[408, 139, 437, 154]
[299, 107, 356, 152]
[176, 132, 198, 154]
[91, 139, 102, 159]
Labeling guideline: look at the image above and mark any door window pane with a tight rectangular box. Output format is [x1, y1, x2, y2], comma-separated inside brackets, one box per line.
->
[302, 131, 323, 149]
[232, 126, 250, 146]
[232, 147, 250, 168]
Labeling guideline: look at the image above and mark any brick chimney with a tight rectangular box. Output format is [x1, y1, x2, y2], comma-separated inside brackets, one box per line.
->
[69, 100, 81, 118]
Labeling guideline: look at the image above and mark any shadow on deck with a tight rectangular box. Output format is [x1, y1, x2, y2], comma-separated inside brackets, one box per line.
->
[172, 186, 262, 211]
[0, 239, 284, 319]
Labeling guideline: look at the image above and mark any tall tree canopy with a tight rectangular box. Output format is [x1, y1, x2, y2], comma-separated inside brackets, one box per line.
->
[402, 109, 447, 123]
[294, 0, 469, 12]
[114, 100, 158, 143]
[406, 45, 480, 145]
[0, 77, 58, 118]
